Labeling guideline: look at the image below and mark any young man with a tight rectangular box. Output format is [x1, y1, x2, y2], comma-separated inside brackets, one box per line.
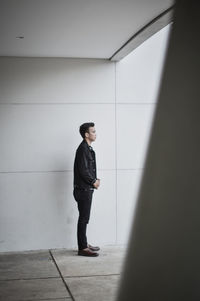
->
[73, 122, 100, 257]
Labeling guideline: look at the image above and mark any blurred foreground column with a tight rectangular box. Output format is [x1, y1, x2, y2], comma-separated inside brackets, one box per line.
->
[117, 0, 200, 300]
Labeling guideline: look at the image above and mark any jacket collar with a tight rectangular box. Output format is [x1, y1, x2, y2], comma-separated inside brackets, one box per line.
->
[82, 139, 93, 151]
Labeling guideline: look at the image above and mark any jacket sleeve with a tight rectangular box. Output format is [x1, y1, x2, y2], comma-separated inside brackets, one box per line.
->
[77, 148, 96, 185]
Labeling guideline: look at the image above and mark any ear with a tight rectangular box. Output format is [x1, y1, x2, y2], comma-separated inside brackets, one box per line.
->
[85, 132, 89, 138]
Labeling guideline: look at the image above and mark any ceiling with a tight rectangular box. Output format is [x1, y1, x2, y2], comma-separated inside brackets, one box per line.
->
[0, 0, 174, 60]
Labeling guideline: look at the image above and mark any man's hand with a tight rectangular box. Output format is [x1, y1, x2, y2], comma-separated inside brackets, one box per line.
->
[93, 179, 100, 189]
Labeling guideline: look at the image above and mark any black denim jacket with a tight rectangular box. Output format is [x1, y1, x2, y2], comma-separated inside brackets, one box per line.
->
[73, 139, 97, 190]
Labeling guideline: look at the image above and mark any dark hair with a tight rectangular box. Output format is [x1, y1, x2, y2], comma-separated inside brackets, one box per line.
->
[79, 122, 95, 139]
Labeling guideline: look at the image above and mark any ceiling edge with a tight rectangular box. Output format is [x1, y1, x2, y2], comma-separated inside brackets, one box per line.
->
[110, 5, 175, 61]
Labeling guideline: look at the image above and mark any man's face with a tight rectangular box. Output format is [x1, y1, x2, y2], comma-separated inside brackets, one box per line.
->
[86, 126, 96, 142]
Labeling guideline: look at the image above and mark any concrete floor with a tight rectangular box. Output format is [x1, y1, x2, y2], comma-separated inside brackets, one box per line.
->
[0, 245, 126, 301]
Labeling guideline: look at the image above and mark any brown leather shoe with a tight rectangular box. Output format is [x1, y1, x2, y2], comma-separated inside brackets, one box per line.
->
[88, 244, 100, 252]
[78, 248, 99, 257]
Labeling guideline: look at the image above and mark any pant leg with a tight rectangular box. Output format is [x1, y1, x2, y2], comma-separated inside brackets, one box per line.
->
[73, 189, 94, 250]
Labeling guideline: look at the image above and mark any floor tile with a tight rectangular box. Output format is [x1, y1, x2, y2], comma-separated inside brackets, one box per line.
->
[0, 278, 70, 301]
[51, 246, 126, 277]
[0, 250, 59, 280]
[65, 275, 120, 301]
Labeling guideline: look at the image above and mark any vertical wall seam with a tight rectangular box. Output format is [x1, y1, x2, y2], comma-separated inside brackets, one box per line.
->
[114, 62, 118, 245]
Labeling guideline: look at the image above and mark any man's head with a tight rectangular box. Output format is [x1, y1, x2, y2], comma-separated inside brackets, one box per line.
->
[79, 122, 96, 142]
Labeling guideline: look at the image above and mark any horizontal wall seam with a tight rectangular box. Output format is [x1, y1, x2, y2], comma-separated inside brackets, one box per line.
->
[0, 102, 115, 105]
[0, 102, 156, 105]
[0, 168, 144, 174]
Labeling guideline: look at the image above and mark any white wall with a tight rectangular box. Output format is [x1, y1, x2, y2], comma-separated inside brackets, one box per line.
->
[115, 24, 171, 244]
[0, 58, 116, 252]
[0, 25, 171, 252]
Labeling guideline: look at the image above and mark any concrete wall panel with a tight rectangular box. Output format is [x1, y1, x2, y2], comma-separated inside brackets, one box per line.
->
[116, 104, 156, 169]
[0, 104, 115, 172]
[0, 171, 76, 251]
[0, 58, 115, 104]
[88, 170, 116, 246]
[116, 170, 143, 244]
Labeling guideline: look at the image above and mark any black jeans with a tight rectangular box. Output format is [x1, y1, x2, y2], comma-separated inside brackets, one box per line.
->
[73, 188, 94, 250]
